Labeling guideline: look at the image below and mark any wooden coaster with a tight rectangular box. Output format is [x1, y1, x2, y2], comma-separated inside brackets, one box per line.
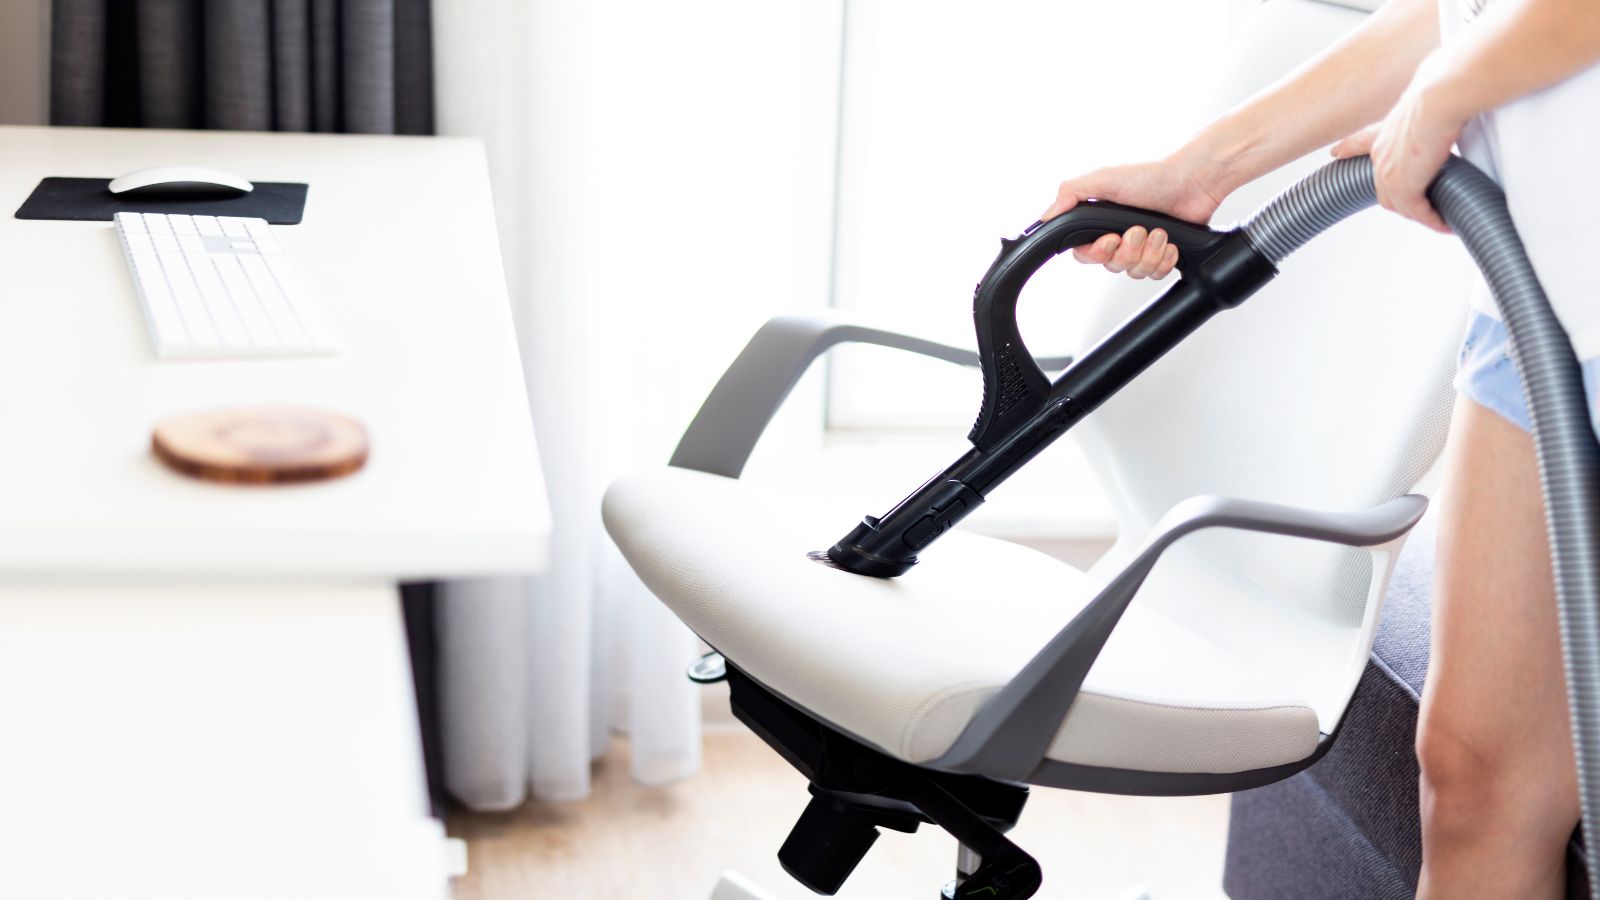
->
[152, 407, 369, 484]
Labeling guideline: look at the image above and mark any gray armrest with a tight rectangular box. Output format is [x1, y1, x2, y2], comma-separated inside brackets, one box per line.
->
[932, 492, 1429, 781]
[668, 309, 1072, 478]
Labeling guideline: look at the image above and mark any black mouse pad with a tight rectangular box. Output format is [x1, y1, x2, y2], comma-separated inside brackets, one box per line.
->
[14, 177, 310, 224]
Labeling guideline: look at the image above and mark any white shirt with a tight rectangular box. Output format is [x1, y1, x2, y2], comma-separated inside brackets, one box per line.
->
[1443, 0, 1600, 356]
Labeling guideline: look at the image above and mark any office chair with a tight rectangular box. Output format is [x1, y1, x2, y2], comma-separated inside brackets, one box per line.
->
[604, 1, 1469, 895]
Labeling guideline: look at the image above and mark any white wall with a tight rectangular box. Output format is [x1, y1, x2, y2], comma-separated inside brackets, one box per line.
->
[436, 0, 844, 474]
[0, 0, 50, 125]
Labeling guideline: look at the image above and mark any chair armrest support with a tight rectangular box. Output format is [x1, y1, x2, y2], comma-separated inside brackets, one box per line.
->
[931, 492, 1428, 781]
[668, 310, 1072, 478]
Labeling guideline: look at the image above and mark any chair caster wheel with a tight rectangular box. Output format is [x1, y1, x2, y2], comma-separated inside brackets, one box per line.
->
[938, 858, 1042, 899]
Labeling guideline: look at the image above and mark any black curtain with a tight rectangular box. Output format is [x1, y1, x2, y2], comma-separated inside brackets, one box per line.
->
[48, 0, 444, 814]
[50, 0, 433, 135]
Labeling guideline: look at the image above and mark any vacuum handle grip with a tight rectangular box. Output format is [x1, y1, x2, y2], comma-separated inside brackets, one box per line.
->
[967, 201, 1230, 451]
[1021, 199, 1226, 267]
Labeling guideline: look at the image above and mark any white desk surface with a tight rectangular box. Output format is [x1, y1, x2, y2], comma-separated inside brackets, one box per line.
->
[0, 125, 549, 581]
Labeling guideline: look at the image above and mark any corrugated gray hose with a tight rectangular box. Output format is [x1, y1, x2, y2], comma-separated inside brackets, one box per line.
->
[1245, 154, 1600, 894]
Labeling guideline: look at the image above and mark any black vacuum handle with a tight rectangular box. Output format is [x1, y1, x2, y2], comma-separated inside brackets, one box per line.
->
[1021, 200, 1226, 260]
[968, 200, 1231, 450]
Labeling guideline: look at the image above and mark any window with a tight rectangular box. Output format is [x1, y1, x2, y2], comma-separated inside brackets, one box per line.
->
[816, 0, 1248, 538]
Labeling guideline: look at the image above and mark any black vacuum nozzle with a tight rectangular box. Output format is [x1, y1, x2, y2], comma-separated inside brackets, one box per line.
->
[826, 477, 987, 577]
[825, 519, 916, 578]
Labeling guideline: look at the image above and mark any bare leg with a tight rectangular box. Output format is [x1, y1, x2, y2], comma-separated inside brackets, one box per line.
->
[1417, 396, 1581, 899]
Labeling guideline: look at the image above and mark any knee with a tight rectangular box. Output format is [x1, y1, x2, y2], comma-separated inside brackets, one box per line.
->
[1416, 718, 1497, 814]
[1416, 716, 1556, 834]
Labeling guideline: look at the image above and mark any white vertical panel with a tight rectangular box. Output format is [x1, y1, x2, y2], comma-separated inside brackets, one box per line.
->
[436, 0, 845, 804]
[633, 0, 846, 474]
[624, 0, 845, 782]
[0, 584, 444, 900]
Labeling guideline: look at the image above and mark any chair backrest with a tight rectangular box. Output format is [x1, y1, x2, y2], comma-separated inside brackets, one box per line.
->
[1072, 0, 1471, 635]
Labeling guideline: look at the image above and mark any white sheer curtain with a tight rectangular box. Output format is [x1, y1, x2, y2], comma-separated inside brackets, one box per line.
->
[431, 1, 843, 808]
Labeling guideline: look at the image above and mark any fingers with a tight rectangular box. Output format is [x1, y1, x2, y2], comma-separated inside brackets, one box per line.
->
[1331, 125, 1379, 159]
[1043, 181, 1085, 221]
[1154, 243, 1180, 279]
[1044, 169, 1115, 220]
[1384, 189, 1451, 232]
[1071, 232, 1120, 264]
[1105, 225, 1178, 278]
[1102, 226, 1146, 274]
[1072, 228, 1179, 278]
[1373, 156, 1453, 234]
[1127, 228, 1169, 279]
[1381, 187, 1452, 234]
[1417, 208, 1451, 233]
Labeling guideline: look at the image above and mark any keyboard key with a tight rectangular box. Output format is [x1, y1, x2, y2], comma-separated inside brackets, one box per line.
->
[144, 213, 172, 234]
[184, 253, 241, 339]
[162, 252, 224, 349]
[194, 215, 222, 236]
[160, 252, 219, 347]
[213, 254, 278, 345]
[240, 255, 309, 348]
[263, 255, 307, 296]
[128, 250, 188, 348]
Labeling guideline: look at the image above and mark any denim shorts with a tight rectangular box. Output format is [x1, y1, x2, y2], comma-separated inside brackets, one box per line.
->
[1455, 310, 1600, 435]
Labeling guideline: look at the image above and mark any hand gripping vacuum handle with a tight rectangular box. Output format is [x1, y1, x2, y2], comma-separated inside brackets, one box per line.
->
[827, 203, 1277, 578]
[969, 201, 1233, 451]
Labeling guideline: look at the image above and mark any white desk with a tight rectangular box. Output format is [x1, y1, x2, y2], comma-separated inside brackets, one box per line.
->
[0, 125, 548, 579]
[0, 126, 549, 899]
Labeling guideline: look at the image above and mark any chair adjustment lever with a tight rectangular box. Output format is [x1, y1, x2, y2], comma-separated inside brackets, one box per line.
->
[688, 651, 728, 684]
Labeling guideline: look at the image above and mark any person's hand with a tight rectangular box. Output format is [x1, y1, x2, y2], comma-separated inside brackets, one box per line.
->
[1042, 154, 1225, 281]
[1331, 54, 1468, 233]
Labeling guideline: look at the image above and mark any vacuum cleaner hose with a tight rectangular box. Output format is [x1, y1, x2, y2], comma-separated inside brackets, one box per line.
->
[1244, 155, 1600, 897]
[823, 152, 1600, 894]
[821, 154, 1600, 891]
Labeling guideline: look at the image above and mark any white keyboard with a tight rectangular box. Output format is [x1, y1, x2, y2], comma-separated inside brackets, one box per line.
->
[114, 212, 338, 358]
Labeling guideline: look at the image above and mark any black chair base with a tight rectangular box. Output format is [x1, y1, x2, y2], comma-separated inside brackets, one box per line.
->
[726, 664, 1041, 898]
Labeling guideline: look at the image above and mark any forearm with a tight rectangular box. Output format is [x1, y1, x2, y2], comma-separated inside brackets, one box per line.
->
[1180, 0, 1440, 197]
[1419, 0, 1600, 123]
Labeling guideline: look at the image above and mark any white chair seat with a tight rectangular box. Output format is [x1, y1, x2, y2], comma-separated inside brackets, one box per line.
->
[603, 467, 1322, 775]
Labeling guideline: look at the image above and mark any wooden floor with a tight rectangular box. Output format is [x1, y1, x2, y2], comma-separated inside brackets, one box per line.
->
[448, 730, 1231, 900]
